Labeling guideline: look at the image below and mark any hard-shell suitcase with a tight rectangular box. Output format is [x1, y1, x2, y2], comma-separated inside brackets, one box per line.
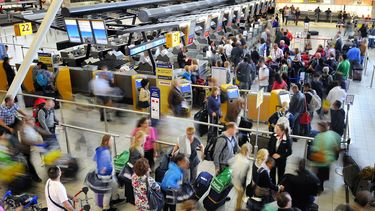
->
[192, 171, 213, 200]
[203, 185, 232, 210]
[353, 70, 362, 81]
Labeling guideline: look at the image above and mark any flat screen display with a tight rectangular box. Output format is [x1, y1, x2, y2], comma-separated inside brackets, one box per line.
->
[64, 19, 81, 43]
[136, 79, 142, 88]
[129, 37, 166, 56]
[180, 84, 191, 93]
[91, 20, 108, 45]
[227, 88, 239, 99]
[279, 93, 290, 105]
[78, 20, 95, 44]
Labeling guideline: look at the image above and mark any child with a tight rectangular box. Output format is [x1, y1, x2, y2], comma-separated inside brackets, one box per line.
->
[330, 100, 345, 136]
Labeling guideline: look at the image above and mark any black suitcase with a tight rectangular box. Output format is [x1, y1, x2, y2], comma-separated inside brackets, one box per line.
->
[155, 151, 172, 182]
[194, 108, 209, 137]
[193, 87, 206, 108]
[308, 30, 319, 36]
[203, 185, 232, 210]
[124, 177, 135, 205]
[192, 171, 213, 200]
[8, 174, 33, 195]
[352, 62, 363, 81]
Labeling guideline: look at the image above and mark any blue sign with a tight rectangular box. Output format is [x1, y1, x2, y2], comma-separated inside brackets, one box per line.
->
[150, 87, 161, 120]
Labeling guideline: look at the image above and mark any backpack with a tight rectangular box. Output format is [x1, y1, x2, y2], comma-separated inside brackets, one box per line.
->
[306, 90, 322, 112]
[36, 71, 48, 87]
[204, 135, 228, 161]
[32, 98, 47, 127]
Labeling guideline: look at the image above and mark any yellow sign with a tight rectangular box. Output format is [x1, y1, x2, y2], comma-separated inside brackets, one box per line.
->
[38, 52, 53, 71]
[256, 88, 264, 108]
[14, 22, 33, 36]
[166, 31, 181, 48]
[156, 63, 173, 114]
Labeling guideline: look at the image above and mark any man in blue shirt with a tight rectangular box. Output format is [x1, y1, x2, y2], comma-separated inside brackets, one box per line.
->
[346, 46, 360, 63]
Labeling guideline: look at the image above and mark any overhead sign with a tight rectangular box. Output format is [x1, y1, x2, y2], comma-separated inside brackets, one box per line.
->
[256, 88, 264, 108]
[204, 15, 212, 38]
[128, 37, 166, 56]
[156, 63, 174, 114]
[227, 9, 234, 27]
[188, 21, 196, 45]
[166, 31, 181, 48]
[217, 12, 223, 32]
[14, 22, 33, 36]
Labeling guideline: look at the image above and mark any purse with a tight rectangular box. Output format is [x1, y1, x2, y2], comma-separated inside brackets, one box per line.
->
[299, 97, 311, 125]
[146, 176, 164, 210]
[309, 140, 326, 163]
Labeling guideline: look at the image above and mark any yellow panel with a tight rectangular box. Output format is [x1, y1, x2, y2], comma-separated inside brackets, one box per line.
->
[156, 64, 173, 115]
[56, 67, 73, 100]
[269, 90, 282, 115]
[0, 61, 8, 90]
[22, 65, 35, 93]
[247, 93, 271, 122]
[14, 22, 33, 36]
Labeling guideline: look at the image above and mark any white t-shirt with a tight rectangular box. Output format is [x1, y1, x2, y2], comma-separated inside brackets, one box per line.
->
[259, 65, 270, 87]
[90, 78, 112, 96]
[224, 44, 233, 57]
[45, 179, 69, 211]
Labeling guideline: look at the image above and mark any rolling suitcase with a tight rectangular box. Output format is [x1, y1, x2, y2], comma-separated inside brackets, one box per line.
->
[194, 107, 209, 137]
[203, 185, 233, 210]
[352, 62, 363, 81]
[192, 171, 213, 200]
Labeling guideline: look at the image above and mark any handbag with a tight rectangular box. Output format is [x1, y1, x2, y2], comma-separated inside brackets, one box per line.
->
[299, 97, 311, 125]
[309, 140, 326, 163]
[146, 176, 164, 210]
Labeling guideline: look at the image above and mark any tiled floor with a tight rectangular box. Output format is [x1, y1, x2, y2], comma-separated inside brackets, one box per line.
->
[1, 21, 375, 210]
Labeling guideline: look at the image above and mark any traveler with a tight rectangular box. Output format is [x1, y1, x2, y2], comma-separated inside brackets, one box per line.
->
[268, 102, 293, 132]
[258, 39, 268, 58]
[45, 166, 75, 211]
[309, 122, 341, 192]
[314, 6, 321, 22]
[93, 135, 118, 210]
[224, 40, 233, 59]
[268, 124, 292, 184]
[346, 45, 361, 66]
[213, 122, 239, 175]
[138, 78, 150, 110]
[128, 131, 145, 166]
[320, 67, 334, 95]
[131, 117, 158, 170]
[254, 156, 284, 203]
[369, 25, 375, 48]
[326, 81, 346, 109]
[132, 158, 162, 211]
[281, 159, 320, 210]
[34, 63, 54, 93]
[168, 79, 185, 116]
[258, 58, 270, 91]
[90, 73, 113, 122]
[276, 192, 301, 211]
[325, 8, 332, 21]
[0, 96, 27, 134]
[182, 66, 192, 82]
[172, 127, 204, 182]
[336, 54, 350, 80]
[270, 43, 284, 62]
[279, 40, 290, 54]
[32, 62, 44, 81]
[294, 7, 300, 25]
[281, 32, 291, 47]
[335, 31, 343, 60]
[359, 39, 367, 65]
[2, 57, 15, 87]
[335, 190, 373, 211]
[178, 47, 188, 68]
[272, 73, 288, 90]
[303, 83, 316, 116]
[207, 86, 221, 125]
[289, 84, 305, 138]
[37, 99, 58, 134]
[161, 153, 190, 211]
[228, 143, 252, 210]
[231, 42, 244, 67]
[330, 101, 345, 136]
[358, 24, 368, 38]
[252, 149, 269, 183]
[18, 116, 47, 182]
[236, 57, 255, 90]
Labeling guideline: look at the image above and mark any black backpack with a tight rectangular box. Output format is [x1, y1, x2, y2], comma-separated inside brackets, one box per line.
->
[204, 135, 228, 161]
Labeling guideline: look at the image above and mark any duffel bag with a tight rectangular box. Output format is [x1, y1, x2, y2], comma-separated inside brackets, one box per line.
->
[211, 167, 232, 193]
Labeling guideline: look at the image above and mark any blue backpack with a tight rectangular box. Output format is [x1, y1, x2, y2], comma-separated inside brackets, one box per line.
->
[36, 71, 48, 87]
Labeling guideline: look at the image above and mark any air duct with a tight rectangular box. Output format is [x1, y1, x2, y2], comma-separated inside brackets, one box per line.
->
[61, 0, 175, 17]
[138, 0, 229, 22]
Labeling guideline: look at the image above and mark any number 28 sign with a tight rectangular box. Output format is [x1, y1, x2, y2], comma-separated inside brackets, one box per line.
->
[14, 22, 33, 36]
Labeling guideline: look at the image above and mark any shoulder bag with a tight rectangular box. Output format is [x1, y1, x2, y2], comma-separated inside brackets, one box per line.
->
[146, 176, 164, 210]
[47, 181, 68, 211]
[299, 97, 311, 125]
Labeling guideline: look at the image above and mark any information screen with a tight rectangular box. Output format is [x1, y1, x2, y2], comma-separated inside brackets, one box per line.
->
[180, 84, 191, 93]
[91, 20, 108, 45]
[129, 37, 166, 56]
[227, 89, 239, 99]
[64, 19, 81, 43]
[78, 20, 94, 44]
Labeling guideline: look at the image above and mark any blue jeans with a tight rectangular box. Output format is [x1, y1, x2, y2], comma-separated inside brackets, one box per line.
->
[369, 38, 375, 48]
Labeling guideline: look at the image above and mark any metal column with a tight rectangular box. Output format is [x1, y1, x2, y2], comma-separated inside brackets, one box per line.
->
[6, 0, 63, 99]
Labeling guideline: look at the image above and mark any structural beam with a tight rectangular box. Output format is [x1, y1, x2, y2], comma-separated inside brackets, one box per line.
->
[6, 0, 63, 99]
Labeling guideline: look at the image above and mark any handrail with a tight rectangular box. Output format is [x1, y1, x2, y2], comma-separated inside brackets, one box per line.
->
[1, 90, 315, 141]
[61, 123, 120, 137]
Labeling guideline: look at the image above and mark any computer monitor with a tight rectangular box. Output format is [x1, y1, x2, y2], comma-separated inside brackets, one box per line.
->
[78, 20, 95, 44]
[227, 88, 239, 99]
[180, 84, 191, 93]
[64, 19, 81, 43]
[91, 20, 108, 45]
[279, 92, 290, 105]
[136, 79, 142, 88]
